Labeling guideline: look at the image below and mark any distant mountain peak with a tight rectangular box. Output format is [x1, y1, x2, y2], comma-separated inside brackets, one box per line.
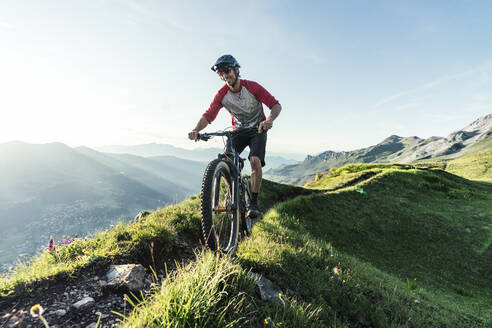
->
[380, 135, 403, 144]
[269, 114, 492, 185]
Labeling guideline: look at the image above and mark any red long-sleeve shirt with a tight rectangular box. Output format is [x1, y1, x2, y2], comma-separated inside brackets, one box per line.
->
[203, 79, 279, 127]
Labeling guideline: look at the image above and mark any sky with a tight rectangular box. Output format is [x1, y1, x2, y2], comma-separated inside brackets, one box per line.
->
[1, 0, 491, 155]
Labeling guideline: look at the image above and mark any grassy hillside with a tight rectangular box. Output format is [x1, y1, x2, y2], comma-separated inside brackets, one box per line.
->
[238, 166, 491, 327]
[443, 149, 492, 182]
[1, 166, 491, 327]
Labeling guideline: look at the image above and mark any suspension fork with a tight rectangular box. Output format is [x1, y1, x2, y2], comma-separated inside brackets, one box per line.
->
[213, 155, 240, 213]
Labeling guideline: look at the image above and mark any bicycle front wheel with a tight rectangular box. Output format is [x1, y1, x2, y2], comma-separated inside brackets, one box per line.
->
[200, 159, 239, 254]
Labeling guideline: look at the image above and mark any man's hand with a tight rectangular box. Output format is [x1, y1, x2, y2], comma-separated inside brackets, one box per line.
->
[258, 119, 273, 133]
[188, 130, 199, 141]
[189, 117, 209, 141]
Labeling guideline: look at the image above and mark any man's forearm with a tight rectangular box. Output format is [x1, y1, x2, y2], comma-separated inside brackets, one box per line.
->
[267, 103, 281, 121]
[193, 116, 209, 132]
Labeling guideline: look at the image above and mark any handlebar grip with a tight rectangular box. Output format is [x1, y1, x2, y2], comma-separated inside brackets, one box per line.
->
[197, 133, 211, 141]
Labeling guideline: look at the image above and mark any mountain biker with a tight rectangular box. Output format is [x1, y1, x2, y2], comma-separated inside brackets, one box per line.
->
[188, 54, 282, 218]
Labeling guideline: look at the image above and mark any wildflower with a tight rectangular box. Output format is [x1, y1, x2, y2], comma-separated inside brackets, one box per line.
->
[46, 236, 54, 252]
[278, 292, 283, 298]
[30, 304, 43, 316]
[343, 280, 346, 284]
[264, 318, 269, 325]
[30, 304, 49, 328]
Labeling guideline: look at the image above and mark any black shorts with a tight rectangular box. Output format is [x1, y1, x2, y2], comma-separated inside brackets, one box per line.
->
[230, 129, 267, 167]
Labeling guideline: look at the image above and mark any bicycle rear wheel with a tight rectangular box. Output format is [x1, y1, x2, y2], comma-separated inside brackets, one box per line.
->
[200, 159, 239, 254]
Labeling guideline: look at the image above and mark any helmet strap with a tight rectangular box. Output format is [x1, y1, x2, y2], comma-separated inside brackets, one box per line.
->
[231, 66, 240, 87]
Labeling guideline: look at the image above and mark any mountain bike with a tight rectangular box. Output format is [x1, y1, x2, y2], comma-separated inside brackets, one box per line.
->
[197, 127, 257, 254]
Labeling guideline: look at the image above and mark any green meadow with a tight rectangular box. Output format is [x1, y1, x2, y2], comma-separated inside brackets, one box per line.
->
[1, 151, 491, 327]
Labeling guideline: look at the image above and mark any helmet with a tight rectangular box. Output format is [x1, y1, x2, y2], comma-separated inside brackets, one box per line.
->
[211, 54, 240, 72]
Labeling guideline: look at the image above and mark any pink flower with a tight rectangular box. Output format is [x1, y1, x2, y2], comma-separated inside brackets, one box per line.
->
[47, 237, 54, 252]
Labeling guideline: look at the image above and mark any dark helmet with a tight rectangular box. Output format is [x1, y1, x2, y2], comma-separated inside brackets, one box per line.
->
[211, 54, 240, 72]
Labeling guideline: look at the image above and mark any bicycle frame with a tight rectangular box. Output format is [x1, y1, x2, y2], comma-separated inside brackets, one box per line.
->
[199, 128, 252, 216]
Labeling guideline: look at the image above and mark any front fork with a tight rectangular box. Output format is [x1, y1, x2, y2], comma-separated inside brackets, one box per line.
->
[213, 156, 240, 213]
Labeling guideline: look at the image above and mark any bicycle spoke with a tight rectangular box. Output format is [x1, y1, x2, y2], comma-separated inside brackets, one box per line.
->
[211, 172, 233, 250]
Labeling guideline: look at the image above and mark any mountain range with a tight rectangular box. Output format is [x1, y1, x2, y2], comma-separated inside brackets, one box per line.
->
[0, 139, 302, 270]
[96, 143, 303, 173]
[0, 142, 206, 270]
[266, 114, 492, 185]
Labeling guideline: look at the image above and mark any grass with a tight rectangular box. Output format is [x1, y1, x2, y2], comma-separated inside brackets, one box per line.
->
[117, 164, 492, 327]
[1, 160, 491, 327]
[120, 250, 330, 328]
[239, 166, 492, 327]
[304, 163, 414, 190]
[444, 149, 492, 182]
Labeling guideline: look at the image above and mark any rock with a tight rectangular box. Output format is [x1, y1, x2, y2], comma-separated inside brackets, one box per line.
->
[106, 264, 146, 292]
[48, 309, 67, 317]
[55, 309, 67, 316]
[72, 297, 95, 310]
[86, 323, 98, 328]
[247, 272, 283, 302]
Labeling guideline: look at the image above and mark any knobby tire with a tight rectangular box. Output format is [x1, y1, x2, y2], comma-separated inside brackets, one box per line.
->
[200, 158, 239, 254]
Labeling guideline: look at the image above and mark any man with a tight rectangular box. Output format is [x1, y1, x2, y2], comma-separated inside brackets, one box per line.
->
[188, 54, 281, 218]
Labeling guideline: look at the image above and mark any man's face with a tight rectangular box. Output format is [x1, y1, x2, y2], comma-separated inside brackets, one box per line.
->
[218, 66, 238, 86]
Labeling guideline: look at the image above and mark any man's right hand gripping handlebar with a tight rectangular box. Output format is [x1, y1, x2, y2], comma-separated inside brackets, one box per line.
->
[188, 130, 211, 142]
[188, 130, 199, 142]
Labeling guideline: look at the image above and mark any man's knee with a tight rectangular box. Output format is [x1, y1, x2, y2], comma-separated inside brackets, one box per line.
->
[249, 156, 262, 169]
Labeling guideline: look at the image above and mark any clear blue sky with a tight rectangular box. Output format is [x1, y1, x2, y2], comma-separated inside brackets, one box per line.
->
[1, 0, 491, 155]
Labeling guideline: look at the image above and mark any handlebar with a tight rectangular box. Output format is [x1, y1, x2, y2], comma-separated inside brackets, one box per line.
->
[197, 126, 258, 142]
